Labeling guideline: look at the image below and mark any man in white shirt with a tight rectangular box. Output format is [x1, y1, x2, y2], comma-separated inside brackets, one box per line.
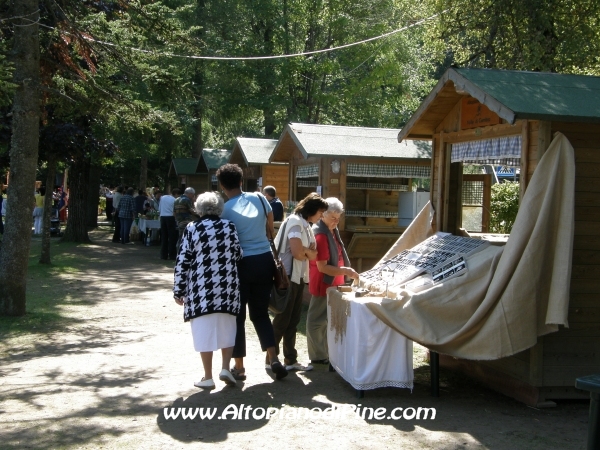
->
[111, 186, 124, 243]
[159, 188, 179, 260]
[105, 187, 114, 221]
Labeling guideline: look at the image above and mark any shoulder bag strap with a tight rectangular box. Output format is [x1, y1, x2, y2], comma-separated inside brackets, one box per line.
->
[257, 193, 284, 258]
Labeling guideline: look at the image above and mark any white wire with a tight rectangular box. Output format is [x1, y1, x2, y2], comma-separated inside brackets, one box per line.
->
[0, 9, 40, 22]
[33, 11, 443, 61]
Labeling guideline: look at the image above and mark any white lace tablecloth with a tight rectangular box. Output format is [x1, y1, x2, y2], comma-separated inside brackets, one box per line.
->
[327, 291, 414, 391]
[138, 217, 160, 242]
[138, 218, 160, 234]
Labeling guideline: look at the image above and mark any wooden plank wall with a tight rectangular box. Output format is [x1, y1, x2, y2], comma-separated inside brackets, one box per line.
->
[540, 122, 600, 387]
[262, 164, 289, 203]
[188, 174, 209, 194]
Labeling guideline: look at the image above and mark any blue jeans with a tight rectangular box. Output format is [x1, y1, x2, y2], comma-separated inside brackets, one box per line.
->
[120, 217, 133, 244]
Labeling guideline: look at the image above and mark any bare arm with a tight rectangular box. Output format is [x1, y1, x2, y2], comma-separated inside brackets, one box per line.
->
[289, 237, 317, 261]
[315, 260, 359, 279]
[266, 211, 275, 240]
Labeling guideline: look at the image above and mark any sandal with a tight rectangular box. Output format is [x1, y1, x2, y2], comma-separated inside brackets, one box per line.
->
[230, 366, 246, 381]
[270, 361, 288, 380]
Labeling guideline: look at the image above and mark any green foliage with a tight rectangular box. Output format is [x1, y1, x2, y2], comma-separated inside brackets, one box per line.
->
[489, 181, 520, 234]
[5, 0, 600, 191]
[428, 0, 600, 74]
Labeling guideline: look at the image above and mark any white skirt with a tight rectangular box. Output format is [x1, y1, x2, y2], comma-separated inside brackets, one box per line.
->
[190, 313, 236, 352]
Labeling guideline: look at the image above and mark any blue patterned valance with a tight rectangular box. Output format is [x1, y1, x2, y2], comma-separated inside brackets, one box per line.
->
[347, 164, 430, 179]
[451, 135, 522, 167]
[296, 164, 319, 178]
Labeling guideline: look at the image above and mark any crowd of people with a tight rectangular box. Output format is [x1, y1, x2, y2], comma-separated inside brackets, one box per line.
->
[173, 163, 359, 389]
[4, 166, 357, 388]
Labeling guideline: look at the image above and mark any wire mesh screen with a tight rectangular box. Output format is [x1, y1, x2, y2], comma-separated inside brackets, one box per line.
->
[463, 180, 484, 206]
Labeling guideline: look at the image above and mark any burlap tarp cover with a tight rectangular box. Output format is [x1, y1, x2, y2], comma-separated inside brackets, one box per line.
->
[359, 132, 575, 360]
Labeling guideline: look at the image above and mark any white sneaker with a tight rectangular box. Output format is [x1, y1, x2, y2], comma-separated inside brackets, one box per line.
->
[285, 362, 313, 371]
[219, 369, 237, 386]
[194, 378, 215, 389]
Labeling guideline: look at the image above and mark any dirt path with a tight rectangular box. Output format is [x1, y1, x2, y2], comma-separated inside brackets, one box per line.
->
[0, 228, 590, 449]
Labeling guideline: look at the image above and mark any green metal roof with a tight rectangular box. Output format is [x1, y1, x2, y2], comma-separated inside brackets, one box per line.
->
[275, 123, 431, 161]
[398, 68, 600, 142]
[170, 158, 200, 176]
[202, 148, 232, 170]
[234, 138, 279, 165]
[454, 68, 600, 123]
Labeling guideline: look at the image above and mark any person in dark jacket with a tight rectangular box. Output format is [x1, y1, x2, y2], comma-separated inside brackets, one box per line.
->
[134, 190, 148, 215]
[118, 188, 136, 244]
[174, 191, 242, 389]
[263, 185, 284, 221]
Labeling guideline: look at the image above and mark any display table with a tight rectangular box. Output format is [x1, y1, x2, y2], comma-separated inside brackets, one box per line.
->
[327, 288, 413, 397]
[138, 218, 160, 242]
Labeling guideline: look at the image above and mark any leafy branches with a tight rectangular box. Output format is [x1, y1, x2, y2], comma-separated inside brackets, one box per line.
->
[489, 181, 520, 234]
[428, 0, 600, 74]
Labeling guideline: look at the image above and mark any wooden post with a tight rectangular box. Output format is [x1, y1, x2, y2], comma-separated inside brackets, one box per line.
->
[435, 133, 445, 232]
[442, 142, 451, 232]
[339, 159, 347, 231]
[482, 174, 491, 232]
[520, 120, 529, 201]
[536, 121, 552, 161]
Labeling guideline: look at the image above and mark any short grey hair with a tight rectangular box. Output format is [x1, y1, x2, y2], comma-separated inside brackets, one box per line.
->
[195, 192, 224, 216]
[184, 187, 195, 195]
[324, 197, 344, 214]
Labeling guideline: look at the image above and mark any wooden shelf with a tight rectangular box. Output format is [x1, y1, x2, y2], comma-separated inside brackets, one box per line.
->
[346, 210, 398, 219]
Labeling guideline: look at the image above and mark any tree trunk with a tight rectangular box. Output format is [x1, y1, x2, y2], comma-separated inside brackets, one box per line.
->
[0, 0, 40, 316]
[139, 154, 148, 191]
[86, 162, 100, 228]
[40, 154, 57, 264]
[61, 156, 91, 242]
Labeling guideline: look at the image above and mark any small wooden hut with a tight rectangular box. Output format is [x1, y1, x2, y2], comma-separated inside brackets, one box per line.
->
[169, 148, 231, 194]
[200, 148, 231, 193]
[229, 138, 289, 201]
[168, 158, 204, 191]
[270, 123, 431, 270]
[397, 67, 600, 405]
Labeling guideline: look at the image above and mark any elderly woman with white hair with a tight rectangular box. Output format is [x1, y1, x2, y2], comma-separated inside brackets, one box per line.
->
[174, 192, 242, 389]
[307, 197, 359, 365]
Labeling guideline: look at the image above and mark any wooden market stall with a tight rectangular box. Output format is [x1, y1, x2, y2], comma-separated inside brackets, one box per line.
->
[397, 67, 600, 405]
[169, 148, 231, 194]
[270, 123, 431, 271]
[229, 137, 289, 201]
[200, 148, 231, 193]
[168, 158, 206, 192]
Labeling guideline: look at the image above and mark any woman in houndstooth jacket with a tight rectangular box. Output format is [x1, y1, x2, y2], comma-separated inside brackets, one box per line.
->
[173, 191, 243, 390]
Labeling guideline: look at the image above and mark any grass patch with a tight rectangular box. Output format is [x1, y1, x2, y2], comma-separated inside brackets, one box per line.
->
[0, 238, 86, 337]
